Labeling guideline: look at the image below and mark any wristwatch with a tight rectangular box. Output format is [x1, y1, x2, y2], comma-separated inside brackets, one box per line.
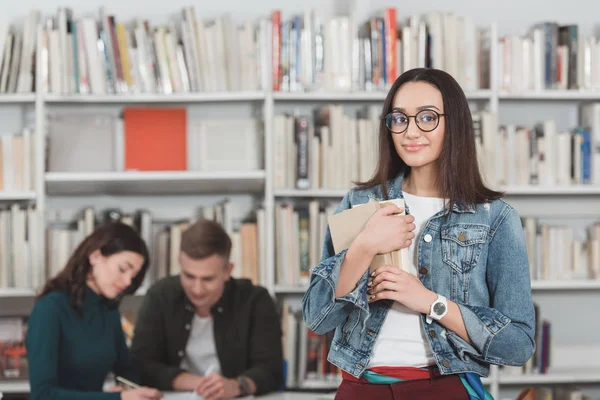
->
[426, 294, 448, 324]
[237, 376, 251, 396]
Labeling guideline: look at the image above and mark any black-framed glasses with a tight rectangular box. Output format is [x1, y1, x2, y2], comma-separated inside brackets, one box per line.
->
[382, 109, 446, 134]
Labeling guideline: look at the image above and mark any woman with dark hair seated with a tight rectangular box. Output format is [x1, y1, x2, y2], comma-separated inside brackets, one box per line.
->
[26, 222, 162, 400]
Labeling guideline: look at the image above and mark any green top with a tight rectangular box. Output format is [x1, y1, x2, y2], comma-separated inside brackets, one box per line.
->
[25, 286, 139, 400]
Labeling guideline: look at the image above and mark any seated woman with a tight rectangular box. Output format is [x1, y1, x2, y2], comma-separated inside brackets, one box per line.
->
[26, 222, 162, 400]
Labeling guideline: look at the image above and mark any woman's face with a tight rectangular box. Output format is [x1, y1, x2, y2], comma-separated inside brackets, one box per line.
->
[388, 81, 446, 170]
[88, 250, 145, 299]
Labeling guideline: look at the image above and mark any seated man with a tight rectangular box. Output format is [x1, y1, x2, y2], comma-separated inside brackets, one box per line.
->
[131, 219, 284, 399]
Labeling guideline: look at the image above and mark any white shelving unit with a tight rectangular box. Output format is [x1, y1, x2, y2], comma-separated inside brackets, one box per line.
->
[0, 14, 599, 400]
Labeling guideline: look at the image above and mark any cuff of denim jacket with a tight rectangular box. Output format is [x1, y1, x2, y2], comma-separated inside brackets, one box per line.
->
[446, 330, 484, 360]
[310, 249, 369, 312]
[457, 303, 511, 356]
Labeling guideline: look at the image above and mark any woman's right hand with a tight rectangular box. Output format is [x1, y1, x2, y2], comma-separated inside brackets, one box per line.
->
[120, 387, 163, 400]
[357, 204, 416, 255]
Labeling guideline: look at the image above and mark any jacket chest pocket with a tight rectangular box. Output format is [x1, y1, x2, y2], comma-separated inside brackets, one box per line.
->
[441, 225, 488, 274]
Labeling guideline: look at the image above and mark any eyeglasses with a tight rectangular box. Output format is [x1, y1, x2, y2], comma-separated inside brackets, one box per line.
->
[382, 109, 446, 134]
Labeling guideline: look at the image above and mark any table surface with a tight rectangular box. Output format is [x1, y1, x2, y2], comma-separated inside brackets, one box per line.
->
[161, 391, 336, 400]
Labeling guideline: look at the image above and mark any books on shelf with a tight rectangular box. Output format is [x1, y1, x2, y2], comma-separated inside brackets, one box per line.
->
[45, 201, 264, 291]
[498, 22, 600, 93]
[522, 217, 600, 282]
[271, 8, 491, 93]
[0, 316, 29, 382]
[476, 103, 600, 188]
[0, 11, 38, 94]
[273, 104, 379, 191]
[275, 200, 336, 287]
[45, 108, 263, 174]
[0, 204, 39, 290]
[281, 301, 341, 389]
[39, 7, 266, 95]
[0, 127, 36, 194]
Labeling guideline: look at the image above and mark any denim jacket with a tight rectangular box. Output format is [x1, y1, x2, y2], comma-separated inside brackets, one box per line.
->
[301, 174, 536, 378]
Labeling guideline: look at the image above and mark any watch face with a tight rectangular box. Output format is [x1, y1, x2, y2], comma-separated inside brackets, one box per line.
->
[433, 302, 446, 315]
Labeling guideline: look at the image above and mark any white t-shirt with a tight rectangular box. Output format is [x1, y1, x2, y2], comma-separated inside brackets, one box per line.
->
[180, 314, 221, 375]
[367, 191, 446, 368]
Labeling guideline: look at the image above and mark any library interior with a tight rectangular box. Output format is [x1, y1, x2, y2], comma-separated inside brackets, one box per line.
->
[0, 0, 599, 399]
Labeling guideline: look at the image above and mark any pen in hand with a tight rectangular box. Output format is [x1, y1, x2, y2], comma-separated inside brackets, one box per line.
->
[204, 364, 216, 376]
[116, 376, 141, 389]
[115, 376, 163, 399]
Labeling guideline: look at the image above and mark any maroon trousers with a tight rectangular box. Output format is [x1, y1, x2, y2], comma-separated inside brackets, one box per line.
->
[334, 374, 469, 400]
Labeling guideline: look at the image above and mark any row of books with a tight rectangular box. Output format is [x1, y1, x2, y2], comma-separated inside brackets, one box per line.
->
[277, 103, 600, 190]
[38, 7, 264, 95]
[271, 9, 490, 93]
[0, 204, 38, 290]
[499, 23, 600, 93]
[0, 127, 36, 193]
[0, 316, 28, 381]
[477, 103, 600, 187]
[7, 9, 600, 95]
[281, 300, 340, 389]
[45, 108, 263, 173]
[274, 201, 336, 287]
[522, 218, 600, 282]
[273, 105, 379, 190]
[43, 201, 264, 292]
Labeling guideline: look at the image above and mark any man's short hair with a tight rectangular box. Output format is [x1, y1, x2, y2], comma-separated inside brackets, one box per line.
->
[180, 219, 232, 261]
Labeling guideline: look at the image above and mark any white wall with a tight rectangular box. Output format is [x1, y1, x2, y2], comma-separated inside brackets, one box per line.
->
[4, 0, 600, 36]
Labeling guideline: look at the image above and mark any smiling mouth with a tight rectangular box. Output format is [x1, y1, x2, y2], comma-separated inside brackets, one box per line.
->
[403, 144, 427, 151]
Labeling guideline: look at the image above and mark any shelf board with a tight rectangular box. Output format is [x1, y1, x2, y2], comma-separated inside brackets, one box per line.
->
[275, 186, 600, 198]
[45, 171, 266, 195]
[501, 185, 600, 195]
[274, 188, 348, 198]
[0, 288, 36, 297]
[499, 368, 600, 384]
[275, 285, 308, 294]
[44, 91, 265, 103]
[499, 90, 600, 100]
[0, 191, 36, 201]
[0, 380, 30, 393]
[273, 90, 491, 101]
[531, 280, 600, 290]
[0, 94, 36, 103]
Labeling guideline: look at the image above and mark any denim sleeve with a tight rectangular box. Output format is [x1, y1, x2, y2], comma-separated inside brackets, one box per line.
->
[456, 205, 536, 366]
[301, 191, 370, 335]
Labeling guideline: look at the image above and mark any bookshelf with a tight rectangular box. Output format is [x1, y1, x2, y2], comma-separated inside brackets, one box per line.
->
[0, 6, 599, 400]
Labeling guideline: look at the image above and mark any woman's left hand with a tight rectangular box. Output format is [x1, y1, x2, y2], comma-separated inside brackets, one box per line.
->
[368, 265, 438, 314]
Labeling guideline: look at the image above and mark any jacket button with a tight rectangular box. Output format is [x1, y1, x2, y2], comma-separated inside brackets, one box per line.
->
[178, 350, 184, 357]
[458, 232, 466, 241]
[355, 364, 363, 369]
[423, 234, 432, 242]
[185, 324, 191, 330]
[429, 330, 436, 339]
[419, 267, 429, 275]
[442, 360, 451, 368]
[367, 330, 376, 337]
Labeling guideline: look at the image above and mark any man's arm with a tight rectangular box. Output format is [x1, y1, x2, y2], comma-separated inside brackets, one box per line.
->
[240, 287, 284, 395]
[130, 290, 186, 390]
[171, 373, 203, 391]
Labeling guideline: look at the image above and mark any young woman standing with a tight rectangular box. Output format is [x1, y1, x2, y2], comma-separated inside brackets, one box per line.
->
[302, 68, 535, 399]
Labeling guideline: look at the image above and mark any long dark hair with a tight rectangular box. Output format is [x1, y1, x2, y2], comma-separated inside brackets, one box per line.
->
[356, 68, 503, 210]
[37, 222, 150, 315]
